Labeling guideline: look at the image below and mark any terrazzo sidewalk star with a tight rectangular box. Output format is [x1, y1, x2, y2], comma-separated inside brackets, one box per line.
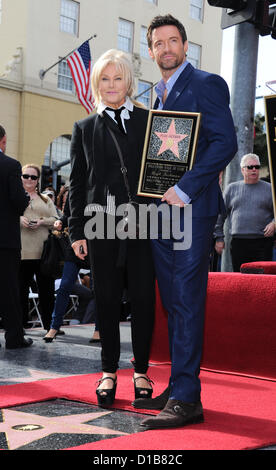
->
[0, 408, 127, 450]
[0, 368, 75, 385]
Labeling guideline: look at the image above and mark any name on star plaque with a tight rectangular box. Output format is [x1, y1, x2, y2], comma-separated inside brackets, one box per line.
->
[137, 109, 201, 198]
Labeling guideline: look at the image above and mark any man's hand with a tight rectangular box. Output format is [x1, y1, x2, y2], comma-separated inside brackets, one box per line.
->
[72, 239, 88, 260]
[264, 222, 276, 238]
[161, 187, 186, 207]
[215, 240, 225, 255]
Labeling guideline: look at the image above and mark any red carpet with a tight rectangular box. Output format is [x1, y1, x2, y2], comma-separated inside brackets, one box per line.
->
[150, 273, 276, 380]
[241, 261, 276, 274]
[1, 272, 276, 450]
[0, 366, 276, 450]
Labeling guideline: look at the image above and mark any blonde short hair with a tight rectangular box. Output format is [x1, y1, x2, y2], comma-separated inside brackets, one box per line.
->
[91, 49, 135, 107]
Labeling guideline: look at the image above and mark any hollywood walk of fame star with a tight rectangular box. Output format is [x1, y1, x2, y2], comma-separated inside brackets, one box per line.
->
[0, 408, 127, 449]
[0, 368, 74, 385]
[155, 119, 188, 159]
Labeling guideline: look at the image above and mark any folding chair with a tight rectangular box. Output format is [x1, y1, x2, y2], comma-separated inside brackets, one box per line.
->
[28, 287, 43, 327]
[62, 294, 79, 323]
[54, 276, 80, 325]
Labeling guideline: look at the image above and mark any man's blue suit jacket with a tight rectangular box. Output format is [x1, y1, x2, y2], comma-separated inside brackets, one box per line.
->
[155, 63, 238, 218]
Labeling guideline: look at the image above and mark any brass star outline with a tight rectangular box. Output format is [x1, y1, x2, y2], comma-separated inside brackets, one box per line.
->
[0, 408, 127, 450]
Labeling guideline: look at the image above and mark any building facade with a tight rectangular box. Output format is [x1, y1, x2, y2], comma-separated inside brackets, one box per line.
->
[0, 0, 222, 181]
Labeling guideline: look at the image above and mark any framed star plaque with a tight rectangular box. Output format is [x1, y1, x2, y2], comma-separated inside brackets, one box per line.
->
[137, 109, 201, 198]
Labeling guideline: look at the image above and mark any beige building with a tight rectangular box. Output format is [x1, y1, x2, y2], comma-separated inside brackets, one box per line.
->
[0, 0, 222, 183]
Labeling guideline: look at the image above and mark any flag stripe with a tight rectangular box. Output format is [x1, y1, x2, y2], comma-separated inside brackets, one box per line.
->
[86, 62, 95, 106]
[74, 52, 88, 91]
[67, 59, 92, 113]
[67, 55, 86, 97]
[67, 58, 94, 113]
[66, 40, 95, 114]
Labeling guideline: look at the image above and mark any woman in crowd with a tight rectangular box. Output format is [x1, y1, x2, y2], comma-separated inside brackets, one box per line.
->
[19, 164, 58, 331]
[69, 49, 156, 407]
[43, 194, 99, 343]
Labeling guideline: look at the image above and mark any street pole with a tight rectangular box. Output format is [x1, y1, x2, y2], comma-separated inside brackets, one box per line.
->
[51, 159, 71, 190]
[221, 20, 260, 271]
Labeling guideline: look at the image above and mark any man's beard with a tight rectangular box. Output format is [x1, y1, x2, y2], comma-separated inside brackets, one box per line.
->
[159, 55, 183, 71]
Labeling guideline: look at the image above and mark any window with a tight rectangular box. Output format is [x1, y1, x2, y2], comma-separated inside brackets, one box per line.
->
[190, 0, 204, 22]
[118, 18, 134, 53]
[60, 0, 79, 36]
[44, 135, 71, 182]
[187, 43, 201, 69]
[138, 80, 152, 109]
[140, 26, 149, 58]
[146, 0, 158, 4]
[58, 60, 75, 93]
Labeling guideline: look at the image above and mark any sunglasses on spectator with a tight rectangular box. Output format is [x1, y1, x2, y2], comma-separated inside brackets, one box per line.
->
[22, 174, 39, 180]
[244, 165, 260, 170]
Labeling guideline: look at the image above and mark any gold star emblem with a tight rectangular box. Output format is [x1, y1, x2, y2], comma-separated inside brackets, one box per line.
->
[155, 119, 188, 159]
[12, 424, 43, 431]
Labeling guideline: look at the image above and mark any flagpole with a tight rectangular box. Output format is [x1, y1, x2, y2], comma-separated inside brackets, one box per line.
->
[39, 34, 97, 80]
[134, 82, 158, 100]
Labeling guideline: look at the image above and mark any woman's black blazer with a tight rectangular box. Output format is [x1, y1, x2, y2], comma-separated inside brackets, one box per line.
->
[69, 105, 149, 243]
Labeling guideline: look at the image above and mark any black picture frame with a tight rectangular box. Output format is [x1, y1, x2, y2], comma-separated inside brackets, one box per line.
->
[137, 109, 201, 198]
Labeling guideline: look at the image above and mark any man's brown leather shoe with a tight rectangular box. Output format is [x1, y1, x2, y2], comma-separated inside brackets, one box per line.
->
[140, 399, 204, 430]
[132, 385, 170, 410]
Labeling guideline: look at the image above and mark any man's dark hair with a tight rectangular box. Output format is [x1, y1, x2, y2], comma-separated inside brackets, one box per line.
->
[147, 14, 187, 49]
[0, 125, 6, 141]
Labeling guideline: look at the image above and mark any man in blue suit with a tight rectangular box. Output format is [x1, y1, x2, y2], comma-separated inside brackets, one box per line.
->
[134, 14, 238, 429]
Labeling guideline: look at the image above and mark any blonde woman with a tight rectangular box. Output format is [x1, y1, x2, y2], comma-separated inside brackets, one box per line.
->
[69, 50, 156, 407]
[19, 164, 58, 330]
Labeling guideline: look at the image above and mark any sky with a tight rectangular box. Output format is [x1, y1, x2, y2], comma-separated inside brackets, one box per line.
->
[220, 26, 276, 115]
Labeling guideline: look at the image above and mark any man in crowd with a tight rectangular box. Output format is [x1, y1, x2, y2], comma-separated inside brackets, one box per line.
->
[133, 14, 237, 430]
[0, 125, 33, 348]
[215, 153, 275, 271]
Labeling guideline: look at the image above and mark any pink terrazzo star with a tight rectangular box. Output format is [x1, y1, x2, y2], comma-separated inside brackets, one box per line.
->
[0, 408, 127, 449]
[0, 369, 75, 384]
[155, 119, 188, 159]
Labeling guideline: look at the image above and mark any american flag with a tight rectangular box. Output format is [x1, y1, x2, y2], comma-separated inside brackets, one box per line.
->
[67, 40, 95, 114]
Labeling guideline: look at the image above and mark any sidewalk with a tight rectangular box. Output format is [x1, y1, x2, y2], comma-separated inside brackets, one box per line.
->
[0, 323, 275, 452]
[0, 322, 148, 451]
